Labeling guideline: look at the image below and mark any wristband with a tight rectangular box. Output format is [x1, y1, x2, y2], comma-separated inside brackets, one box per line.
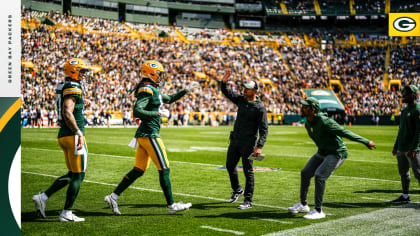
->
[75, 130, 83, 136]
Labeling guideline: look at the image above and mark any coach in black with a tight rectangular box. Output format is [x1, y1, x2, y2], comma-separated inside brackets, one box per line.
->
[219, 70, 268, 210]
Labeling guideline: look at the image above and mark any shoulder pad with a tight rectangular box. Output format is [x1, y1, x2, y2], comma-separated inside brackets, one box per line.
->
[137, 86, 154, 96]
[63, 82, 82, 97]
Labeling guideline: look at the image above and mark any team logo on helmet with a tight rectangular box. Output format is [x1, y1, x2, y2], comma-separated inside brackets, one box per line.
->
[141, 60, 165, 86]
[149, 63, 160, 69]
[64, 58, 88, 81]
[69, 59, 80, 65]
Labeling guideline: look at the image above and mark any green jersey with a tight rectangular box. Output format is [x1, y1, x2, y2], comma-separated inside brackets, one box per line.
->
[57, 81, 85, 138]
[394, 103, 420, 152]
[305, 113, 370, 159]
[133, 83, 187, 138]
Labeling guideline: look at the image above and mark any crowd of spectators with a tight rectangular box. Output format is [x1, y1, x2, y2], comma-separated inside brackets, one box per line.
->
[21, 9, 419, 127]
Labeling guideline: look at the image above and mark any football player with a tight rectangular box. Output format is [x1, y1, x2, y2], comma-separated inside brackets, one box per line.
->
[104, 60, 198, 215]
[32, 58, 89, 222]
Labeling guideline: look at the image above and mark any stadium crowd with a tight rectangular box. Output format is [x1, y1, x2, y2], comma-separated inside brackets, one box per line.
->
[21, 9, 419, 127]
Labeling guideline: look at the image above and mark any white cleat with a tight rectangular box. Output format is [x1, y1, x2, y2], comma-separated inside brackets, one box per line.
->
[104, 195, 121, 216]
[58, 211, 85, 222]
[288, 203, 310, 214]
[303, 210, 326, 219]
[168, 202, 192, 214]
[32, 193, 47, 218]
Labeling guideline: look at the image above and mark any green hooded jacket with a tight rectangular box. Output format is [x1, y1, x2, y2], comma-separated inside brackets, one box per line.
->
[304, 113, 370, 158]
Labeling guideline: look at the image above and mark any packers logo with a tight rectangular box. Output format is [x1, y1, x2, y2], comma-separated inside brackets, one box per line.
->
[393, 17, 416, 32]
[69, 60, 79, 65]
[149, 63, 160, 69]
[389, 13, 420, 36]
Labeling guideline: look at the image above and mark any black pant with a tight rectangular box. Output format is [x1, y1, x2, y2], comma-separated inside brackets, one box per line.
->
[226, 141, 254, 202]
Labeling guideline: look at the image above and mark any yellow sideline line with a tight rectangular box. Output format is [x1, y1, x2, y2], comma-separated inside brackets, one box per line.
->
[0, 98, 21, 133]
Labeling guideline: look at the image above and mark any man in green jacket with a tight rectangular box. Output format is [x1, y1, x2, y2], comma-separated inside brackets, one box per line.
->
[104, 60, 198, 215]
[391, 85, 420, 204]
[288, 97, 376, 219]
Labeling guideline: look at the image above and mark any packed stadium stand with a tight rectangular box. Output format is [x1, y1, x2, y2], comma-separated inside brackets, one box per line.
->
[20, 0, 419, 127]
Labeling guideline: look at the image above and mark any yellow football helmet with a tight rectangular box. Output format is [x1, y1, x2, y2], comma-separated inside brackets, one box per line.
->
[141, 60, 165, 86]
[63, 58, 88, 81]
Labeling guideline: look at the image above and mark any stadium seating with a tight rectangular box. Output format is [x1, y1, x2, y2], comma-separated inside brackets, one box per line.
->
[20, 9, 419, 127]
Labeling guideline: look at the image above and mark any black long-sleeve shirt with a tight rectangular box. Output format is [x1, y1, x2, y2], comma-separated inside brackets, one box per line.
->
[221, 82, 268, 148]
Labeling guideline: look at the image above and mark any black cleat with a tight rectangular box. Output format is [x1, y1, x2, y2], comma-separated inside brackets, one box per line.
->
[390, 195, 411, 204]
[228, 189, 244, 203]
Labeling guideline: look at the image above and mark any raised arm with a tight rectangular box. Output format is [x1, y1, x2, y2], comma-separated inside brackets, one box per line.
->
[220, 70, 241, 105]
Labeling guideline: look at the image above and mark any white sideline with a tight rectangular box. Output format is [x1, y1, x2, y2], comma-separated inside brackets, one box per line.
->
[261, 206, 420, 236]
[200, 226, 245, 235]
[25, 147, 402, 183]
[250, 217, 293, 224]
[22, 171, 289, 210]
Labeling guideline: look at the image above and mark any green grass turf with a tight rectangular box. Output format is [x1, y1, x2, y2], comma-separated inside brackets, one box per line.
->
[21, 125, 420, 235]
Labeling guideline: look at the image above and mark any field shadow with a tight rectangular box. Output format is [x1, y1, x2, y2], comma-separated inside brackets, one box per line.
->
[22, 209, 112, 222]
[354, 189, 420, 194]
[195, 210, 299, 220]
[192, 201, 231, 210]
[323, 202, 392, 209]
[100, 203, 173, 216]
[118, 203, 165, 209]
[22, 210, 60, 222]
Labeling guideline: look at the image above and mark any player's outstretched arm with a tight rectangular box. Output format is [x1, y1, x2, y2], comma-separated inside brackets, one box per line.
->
[367, 141, 376, 150]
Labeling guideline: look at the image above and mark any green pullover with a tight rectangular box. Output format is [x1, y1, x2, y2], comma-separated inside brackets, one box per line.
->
[305, 113, 370, 159]
[394, 103, 420, 152]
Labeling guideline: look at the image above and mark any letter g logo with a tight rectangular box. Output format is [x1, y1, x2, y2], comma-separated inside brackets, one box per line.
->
[393, 17, 416, 32]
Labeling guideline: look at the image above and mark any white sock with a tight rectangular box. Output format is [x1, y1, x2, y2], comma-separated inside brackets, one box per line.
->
[111, 192, 119, 200]
[402, 193, 409, 199]
[41, 192, 48, 201]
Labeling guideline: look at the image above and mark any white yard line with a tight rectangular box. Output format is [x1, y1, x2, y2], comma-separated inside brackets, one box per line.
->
[262, 207, 420, 236]
[24, 144, 394, 163]
[362, 196, 393, 202]
[250, 217, 293, 224]
[21, 171, 286, 210]
[200, 226, 245, 235]
[24, 147, 401, 183]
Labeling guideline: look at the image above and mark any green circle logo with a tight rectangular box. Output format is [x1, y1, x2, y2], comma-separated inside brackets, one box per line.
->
[393, 17, 416, 32]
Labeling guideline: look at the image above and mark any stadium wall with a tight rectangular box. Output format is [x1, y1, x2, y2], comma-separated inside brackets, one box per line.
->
[126, 13, 168, 25]
[22, 0, 62, 13]
[72, 7, 118, 20]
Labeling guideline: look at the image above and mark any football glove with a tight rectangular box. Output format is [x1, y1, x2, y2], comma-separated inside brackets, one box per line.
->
[158, 108, 170, 118]
[186, 81, 199, 92]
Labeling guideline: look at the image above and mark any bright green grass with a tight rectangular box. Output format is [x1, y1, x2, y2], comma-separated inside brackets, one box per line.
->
[21, 126, 420, 235]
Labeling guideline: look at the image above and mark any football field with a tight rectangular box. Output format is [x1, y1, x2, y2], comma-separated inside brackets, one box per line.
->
[21, 125, 420, 235]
